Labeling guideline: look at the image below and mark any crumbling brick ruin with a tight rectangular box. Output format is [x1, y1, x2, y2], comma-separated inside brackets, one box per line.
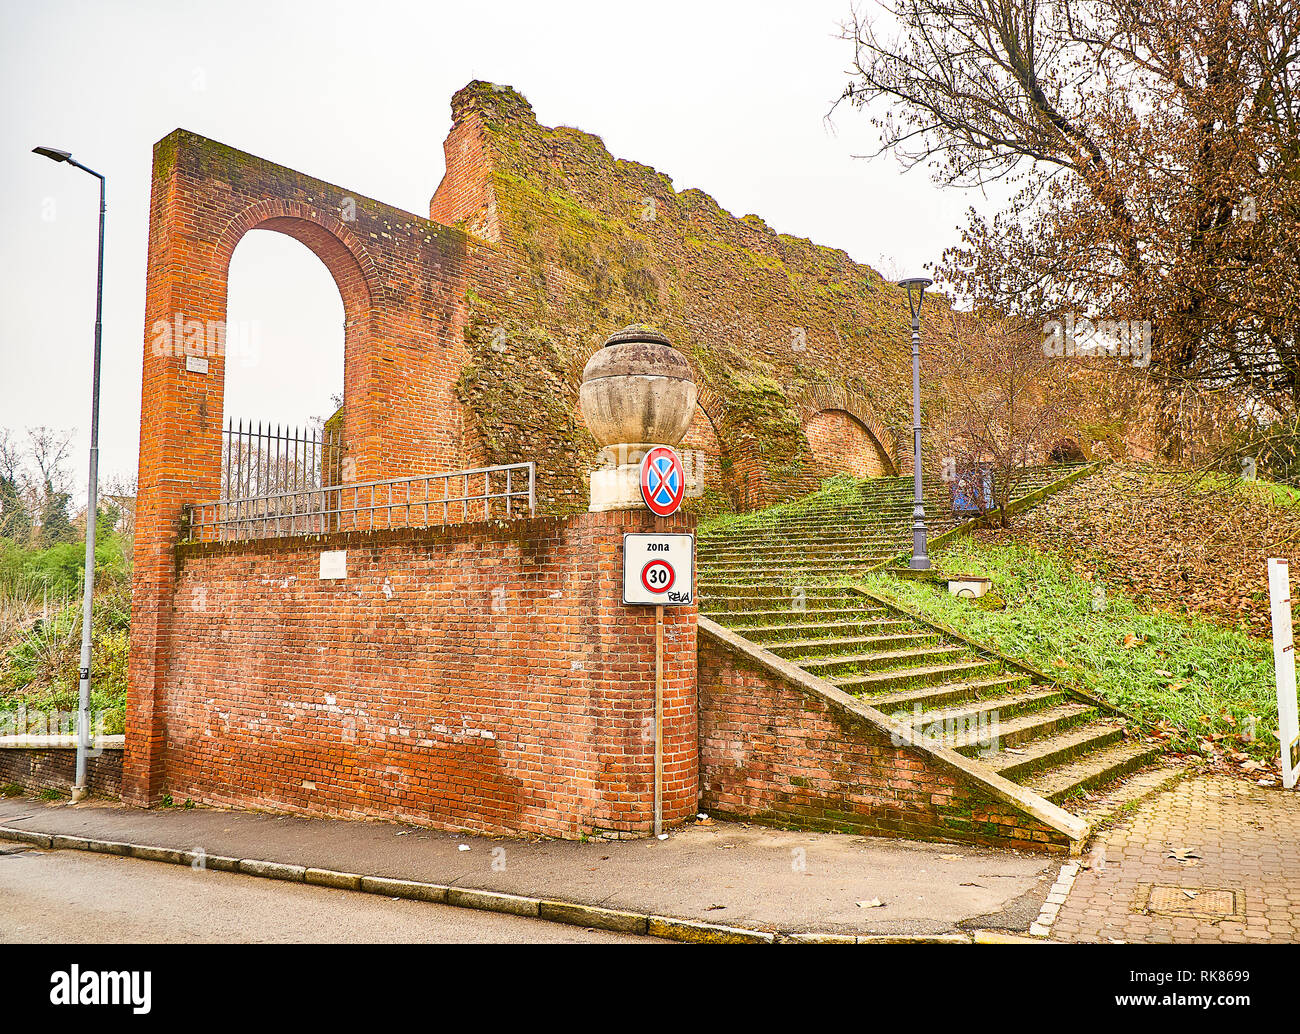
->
[128, 81, 1056, 845]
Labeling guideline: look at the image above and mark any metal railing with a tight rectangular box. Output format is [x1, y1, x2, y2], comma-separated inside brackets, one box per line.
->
[183, 462, 536, 543]
[222, 418, 345, 499]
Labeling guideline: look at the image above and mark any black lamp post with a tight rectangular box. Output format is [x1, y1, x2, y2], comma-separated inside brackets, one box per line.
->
[899, 276, 933, 571]
[33, 145, 105, 803]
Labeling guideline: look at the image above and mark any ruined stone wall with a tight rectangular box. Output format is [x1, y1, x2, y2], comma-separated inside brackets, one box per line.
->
[433, 82, 947, 514]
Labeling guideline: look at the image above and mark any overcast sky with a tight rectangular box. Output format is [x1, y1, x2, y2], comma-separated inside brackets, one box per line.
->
[0, 0, 980, 499]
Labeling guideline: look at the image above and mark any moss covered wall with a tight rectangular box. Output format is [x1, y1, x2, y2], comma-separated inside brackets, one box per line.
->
[432, 82, 955, 514]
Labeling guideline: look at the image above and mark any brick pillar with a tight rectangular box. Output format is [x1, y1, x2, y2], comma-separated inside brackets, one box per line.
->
[125, 138, 228, 804]
[584, 508, 698, 832]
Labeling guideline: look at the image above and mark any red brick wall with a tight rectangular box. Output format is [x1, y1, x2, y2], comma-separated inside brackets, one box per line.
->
[129, 129, 529, 800]
[0, 748, 122, 799]
[697, 636, 1070, 852]
[804, 409, 891, 479]
[144, 509, 697, 838]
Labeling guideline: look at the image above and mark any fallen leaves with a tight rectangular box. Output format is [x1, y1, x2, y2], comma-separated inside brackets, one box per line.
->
[988, 465, 1300, 636]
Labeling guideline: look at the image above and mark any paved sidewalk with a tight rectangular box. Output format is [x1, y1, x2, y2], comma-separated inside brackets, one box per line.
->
[1053, 773, 1300, 943]
[0, 797, 1057, 938]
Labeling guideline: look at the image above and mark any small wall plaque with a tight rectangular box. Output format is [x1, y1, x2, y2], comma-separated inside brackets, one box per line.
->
[185, 355, 209, 374]
[320, 550, 347, 580]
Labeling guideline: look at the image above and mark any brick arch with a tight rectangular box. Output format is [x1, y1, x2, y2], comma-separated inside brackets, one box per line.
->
[693, 383, 766, 510]
[797, 384, 899, 477]
[213, 199, 384, 314]
[213, 201, 386, 475]
[679, 395, 733, 510]
[129, 129, 496, 805]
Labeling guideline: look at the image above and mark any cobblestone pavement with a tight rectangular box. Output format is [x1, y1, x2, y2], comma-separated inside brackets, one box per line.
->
[1053, 773, 1300, 943]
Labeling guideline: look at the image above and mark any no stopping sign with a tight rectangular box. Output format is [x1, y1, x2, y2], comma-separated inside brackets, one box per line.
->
[623, 533, 694, 605]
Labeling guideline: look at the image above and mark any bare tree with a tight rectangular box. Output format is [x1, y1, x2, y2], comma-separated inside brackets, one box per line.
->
[838, 0, 1300, 434]
[0, 428, 33, 541]
[928, 314, 1083, 524]
[27, 427, 75, 543]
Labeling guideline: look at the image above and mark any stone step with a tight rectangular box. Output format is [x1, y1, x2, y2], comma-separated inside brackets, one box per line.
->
[698, 583, 860, 598]
[700, 552, 895, 566]
[906, 687, 1067, 732]
[796, 643, 970, 675]
[702, 538, 910, 553]
[1021, 738, 1165, 804]
[701, 524, 934, 542]
[705, 606, 892, 624]
[699, 595, 867, 613]
[722, 618, 900, 639]
[699, 559, 891, 576]
[833, 658, 1003, 694]
[946, 701, 1096, 755]
[763, 630, 938, 655]
[868, 673, 1037, 715]
[987, 720, 1128, 780]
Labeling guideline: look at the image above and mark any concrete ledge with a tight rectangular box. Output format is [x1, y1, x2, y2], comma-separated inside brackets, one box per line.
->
[131, 845, 186, 865]
[1, 828, 52, 849]
[448, 887, 538, 916]
[86, 838, 132, 856]
[539, 900, 648, 935]
[0, 735, 125, 750]
[306, 867, 363, 891]
[646, 916, 774, 944]
[782, 932, 858, 944]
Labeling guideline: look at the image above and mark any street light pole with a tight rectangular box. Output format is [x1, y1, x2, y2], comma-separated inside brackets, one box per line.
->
[899, 277, 933, 571]
[33, 146, 105, 802]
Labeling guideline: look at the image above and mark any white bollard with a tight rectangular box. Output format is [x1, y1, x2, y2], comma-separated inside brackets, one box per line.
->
[1268, 558, 1300, 789]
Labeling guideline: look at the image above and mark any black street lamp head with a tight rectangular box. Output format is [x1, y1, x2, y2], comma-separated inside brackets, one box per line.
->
[898, 276, 933, 322]
[33, 146, 72, 163]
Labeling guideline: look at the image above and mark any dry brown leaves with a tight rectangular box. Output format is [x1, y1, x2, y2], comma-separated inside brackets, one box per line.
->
[981, 464, 1300, 637]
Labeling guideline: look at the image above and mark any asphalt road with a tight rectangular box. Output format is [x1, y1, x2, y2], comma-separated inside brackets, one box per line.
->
[0, 847, 662, 944]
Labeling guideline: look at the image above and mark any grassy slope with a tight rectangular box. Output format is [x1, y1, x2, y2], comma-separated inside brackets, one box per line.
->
[860, 538, 1275, 759]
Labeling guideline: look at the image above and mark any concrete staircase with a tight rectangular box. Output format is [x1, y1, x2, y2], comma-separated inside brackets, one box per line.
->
[697, 465, 1166, 828]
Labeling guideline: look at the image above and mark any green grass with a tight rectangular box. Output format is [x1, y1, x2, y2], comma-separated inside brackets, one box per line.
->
[1180, 471, 1300, 511]
[858, 539, 1277, 757]
[699, 475, 873, 536]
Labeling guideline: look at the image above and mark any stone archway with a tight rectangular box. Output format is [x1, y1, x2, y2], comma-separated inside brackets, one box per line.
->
[797, 384, 899, 478]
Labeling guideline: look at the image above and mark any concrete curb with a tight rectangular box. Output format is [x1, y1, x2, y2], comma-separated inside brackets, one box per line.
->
[0, 823, 1041, 944]
[1030, 859, 1080, 938]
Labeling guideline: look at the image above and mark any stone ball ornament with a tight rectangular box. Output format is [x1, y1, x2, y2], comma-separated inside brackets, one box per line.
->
[580, 325, 698, 512]
[579, 325, 697, 448]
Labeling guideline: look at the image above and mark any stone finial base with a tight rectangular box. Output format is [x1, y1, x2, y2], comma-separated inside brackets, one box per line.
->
[589, 443, 663, 512]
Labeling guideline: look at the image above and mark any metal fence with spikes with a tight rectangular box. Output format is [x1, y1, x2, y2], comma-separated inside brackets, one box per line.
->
[183, 419, 536, 542]
[221, 419, 344, 500]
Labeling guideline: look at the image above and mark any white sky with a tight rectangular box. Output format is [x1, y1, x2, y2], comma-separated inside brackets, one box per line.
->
[0, 0, 981, 500]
